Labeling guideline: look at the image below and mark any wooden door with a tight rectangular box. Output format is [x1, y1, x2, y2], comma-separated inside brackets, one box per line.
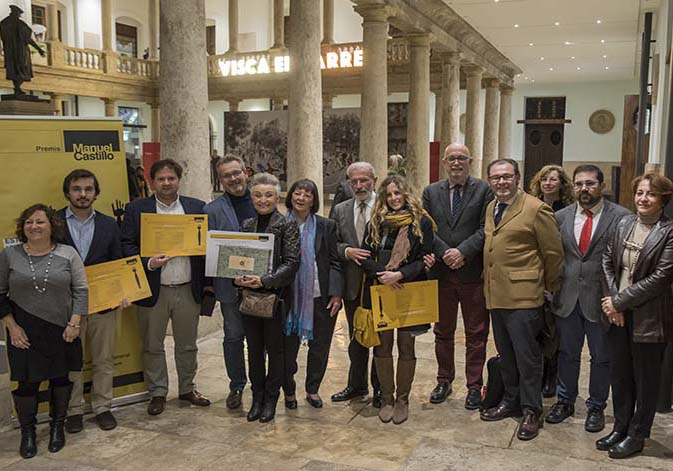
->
[523, 124, 564, 191]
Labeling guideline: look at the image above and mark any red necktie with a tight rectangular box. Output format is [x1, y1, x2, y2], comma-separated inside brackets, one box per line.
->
[579, 209, 593, 255]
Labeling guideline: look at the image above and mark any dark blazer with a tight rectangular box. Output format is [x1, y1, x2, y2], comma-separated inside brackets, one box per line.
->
[313, 215, 344, 301]
[422, 176, 493, 283]
[328, 180, 353, 219]
[58, 208, 122, 266]
[120, 195, 207, 308]
[241, 210, 300, 297]
[552, 200, 631, 322]
[603, 214, 673, 343]
[331, 198, 365, 301]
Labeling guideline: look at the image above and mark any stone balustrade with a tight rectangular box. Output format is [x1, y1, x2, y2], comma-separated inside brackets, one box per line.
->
[63, 46, 104, 71]
[117, 55, 159, 79]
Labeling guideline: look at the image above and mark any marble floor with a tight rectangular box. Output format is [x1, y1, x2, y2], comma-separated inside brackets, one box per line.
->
[0, 315, 672, 471]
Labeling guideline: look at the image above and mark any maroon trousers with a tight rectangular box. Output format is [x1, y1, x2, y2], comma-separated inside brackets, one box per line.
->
[434, 273, 490, 390]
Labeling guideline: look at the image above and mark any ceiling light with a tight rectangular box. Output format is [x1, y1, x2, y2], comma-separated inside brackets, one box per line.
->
[596, 19, 602, 24]
[605, 66, 609, 70]
[494, 0, 499, 2]
[601, 39, 605, 43]
[571, 56, 576, 59]
[577, 67, 581, 70]
[603, 54, 608, 58]
[540, 56, 545, 61]
[554, 21, 560, 26]
[531, 79, 535, 83]
[549, 67, 554, 71]
[564, 41, 572, 45]
[529, 42, 534, 46]
[514, 24, 519, 28]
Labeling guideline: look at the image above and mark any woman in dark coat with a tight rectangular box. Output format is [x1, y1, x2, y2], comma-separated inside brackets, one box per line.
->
[235, 172, 300, 423]
[600, 173, 673, 459]
[360, 175, 434, 425]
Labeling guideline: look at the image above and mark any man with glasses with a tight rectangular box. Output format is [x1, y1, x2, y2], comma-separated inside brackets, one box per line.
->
[422, 143, 493, 409]
[480, 159, 563, 441]
[545, 165, 630, 433]
[204, 155, 256, 410]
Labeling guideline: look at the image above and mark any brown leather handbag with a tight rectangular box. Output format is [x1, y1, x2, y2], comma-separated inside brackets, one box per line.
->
[239, 288, 278, 318]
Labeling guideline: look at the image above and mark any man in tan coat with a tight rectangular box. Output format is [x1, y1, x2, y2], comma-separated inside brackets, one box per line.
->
[480, 159, 563, 441]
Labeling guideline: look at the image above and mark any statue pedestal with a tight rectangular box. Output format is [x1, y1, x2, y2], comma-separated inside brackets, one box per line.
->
[0, 95, 54, 115]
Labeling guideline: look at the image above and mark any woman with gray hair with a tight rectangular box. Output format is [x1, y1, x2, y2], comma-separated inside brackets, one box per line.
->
[234, 173, 300, 423]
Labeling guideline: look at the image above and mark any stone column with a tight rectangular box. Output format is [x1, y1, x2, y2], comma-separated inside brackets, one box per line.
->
[160, 0, 210, 202]
[151, 104, 160, 142]
[149, 0, 159, 59]
[227, 0, 239, 53]
[354, 3, 390, 180]
[101, 0, 112, 51]
[322, 0, 334, 45]
[47, 1, 59, 41]
[406, 34, 430, 190]
[498, 85, 513, 159]
[464, 65, 483, 175]
[272, 0, 284, 49]
[442, 52, 461, 147]
[228, 98, 241, 112]
[433, 92, 442, 142]
[103, 98, 116, 117]
[51, 94, 63, 115]
[287, 0, 323, 198]
[481, 79, 500, 179]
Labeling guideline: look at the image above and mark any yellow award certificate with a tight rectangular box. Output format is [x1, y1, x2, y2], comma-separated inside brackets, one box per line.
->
[370, 280, 439, 332]
[85, 256, 152, 314]
[140, 213, 208, 257]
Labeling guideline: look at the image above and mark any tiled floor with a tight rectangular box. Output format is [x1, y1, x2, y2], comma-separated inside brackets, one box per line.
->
[0, 314, 672, 470]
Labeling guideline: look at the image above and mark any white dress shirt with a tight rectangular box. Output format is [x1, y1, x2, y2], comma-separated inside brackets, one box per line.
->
[152, 196, 192, 285]
[352, 191, 376, 226]
[573, 199, 604, 244]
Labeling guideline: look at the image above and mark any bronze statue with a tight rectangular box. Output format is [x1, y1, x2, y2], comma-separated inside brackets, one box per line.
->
[0, 5, 45, 97]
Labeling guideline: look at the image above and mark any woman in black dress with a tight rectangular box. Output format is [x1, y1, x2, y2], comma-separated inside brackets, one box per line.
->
[0, 204, 87, 459]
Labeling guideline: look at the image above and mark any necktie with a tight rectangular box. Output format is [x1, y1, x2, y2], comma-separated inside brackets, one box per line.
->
[579, 209, 593, 255]
[355, 201, 367, 245]
[494, 202, 508, 226]
[451, 184, 462, 220]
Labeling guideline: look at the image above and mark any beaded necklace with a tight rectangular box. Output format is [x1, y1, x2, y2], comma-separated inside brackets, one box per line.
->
[24, 244, 55, 294]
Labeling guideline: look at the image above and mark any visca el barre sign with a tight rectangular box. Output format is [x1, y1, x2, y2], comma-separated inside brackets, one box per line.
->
[63, 130, 121, 161]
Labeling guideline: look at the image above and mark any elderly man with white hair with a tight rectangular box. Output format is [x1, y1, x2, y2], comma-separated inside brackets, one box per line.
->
[330, 162, 382, 407]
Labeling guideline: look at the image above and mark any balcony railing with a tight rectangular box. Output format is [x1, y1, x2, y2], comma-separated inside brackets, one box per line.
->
[117, 55, 159, 79]
[63, 46, 104, 71]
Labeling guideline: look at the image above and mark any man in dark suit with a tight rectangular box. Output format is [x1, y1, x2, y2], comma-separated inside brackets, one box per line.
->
[546, 164, 630, 433]
[422, 143, 493, 409]
[204, 154, 256, 410]
[480, 159, 563, 441]
[59, 169, 125, 433]
[330, 162, 380, 406]
[328, 178, 353, 219]
[121, 159, 210, 416]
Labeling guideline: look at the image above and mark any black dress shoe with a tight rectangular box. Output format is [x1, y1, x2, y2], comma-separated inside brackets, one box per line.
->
[306, 395, 323, 409]
[596, 430, 627, 451]
[465, 388, 482, 410]
[330, 386, 368, 402]
[585, 408, 605, 433]
[429, 383, 452, 404]
[545, 402, 574, 424]
[95, 411, 117, 431]
[259, 400, 278, 423]
[480, 402, 522, 422]
[284, 395, 298, 409]
[517, 409, 543, 441]
[226, 390, 243, 410]
[247, 401, 262, 422]
[65, 414, 83, 434]
[178, 390, 211, 407]
[372, 389, 382, 409]
[147, 396, 166, 416]
[608, 436, 644, 459]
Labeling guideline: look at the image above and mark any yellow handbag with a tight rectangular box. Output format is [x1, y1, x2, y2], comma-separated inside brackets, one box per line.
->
[353, 275, 380, 348]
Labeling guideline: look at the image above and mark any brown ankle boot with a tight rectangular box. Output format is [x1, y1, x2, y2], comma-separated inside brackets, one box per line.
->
[374, 356, 395, 423]
[393, 358, 416, 424]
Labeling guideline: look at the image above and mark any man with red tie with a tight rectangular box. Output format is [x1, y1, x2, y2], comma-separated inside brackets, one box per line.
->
[545, 165, 630, 433]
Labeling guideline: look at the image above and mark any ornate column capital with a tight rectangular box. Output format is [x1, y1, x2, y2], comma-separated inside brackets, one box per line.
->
[353, 3, 393, 23]
[485, 78, 500, 89]
[464, 65, 484, 77]
[446, 51, 461, 65]
[406, 33, 430, 48]
[499, 84, 514, 95]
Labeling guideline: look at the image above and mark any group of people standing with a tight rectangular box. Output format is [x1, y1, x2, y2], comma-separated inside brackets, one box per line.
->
[2, 147, 672, 462]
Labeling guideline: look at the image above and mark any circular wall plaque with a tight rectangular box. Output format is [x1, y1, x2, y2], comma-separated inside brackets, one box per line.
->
[589, 109, 615, 134]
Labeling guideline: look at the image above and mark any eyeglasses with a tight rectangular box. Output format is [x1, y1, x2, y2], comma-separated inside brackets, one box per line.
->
[220, 169, 244, 180]
[573, 180, 599, 189]
[443, 155, 470, 163]
[488, 174, 516, 183]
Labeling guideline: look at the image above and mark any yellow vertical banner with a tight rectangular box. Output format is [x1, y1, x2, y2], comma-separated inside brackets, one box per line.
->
[0, 116, 146, 409]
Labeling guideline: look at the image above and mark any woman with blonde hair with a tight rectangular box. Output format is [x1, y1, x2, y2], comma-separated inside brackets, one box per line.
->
[360, 174, 434, 424]
[529, 164, 574, 212]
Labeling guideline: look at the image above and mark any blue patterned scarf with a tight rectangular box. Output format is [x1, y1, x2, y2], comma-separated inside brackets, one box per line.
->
[285, 211, 316, 340]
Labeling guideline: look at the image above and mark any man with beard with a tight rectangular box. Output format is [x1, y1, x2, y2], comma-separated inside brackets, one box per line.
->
[204, 154, 256, 410]
[480, 159, 563, 441]
[58, 169, 126, 432]
[545, 165, 630, 433]
[330, 162, 381, 406]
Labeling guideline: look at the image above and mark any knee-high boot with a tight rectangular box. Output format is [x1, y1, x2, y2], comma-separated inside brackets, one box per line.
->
[48, 383, 73, 453]
[12, 392, 38, 459]
[393, 358, 416, 424]
[374, 356, 395, 423]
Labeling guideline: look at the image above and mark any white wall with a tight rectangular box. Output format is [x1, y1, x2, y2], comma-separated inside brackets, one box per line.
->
[114, 0, 150, 56]
[333, 0, 361, 43]
[649, 0, 673, 164]
[205, 0, 228, 54]
[510, 80, 638, 163]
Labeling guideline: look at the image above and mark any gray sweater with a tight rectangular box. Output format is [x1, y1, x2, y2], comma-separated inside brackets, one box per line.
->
[0, 244, 88, 327]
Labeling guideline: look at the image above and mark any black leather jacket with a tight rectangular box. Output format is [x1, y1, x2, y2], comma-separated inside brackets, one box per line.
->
[603, 214, 673, 343]
[241, 210, 300, 295]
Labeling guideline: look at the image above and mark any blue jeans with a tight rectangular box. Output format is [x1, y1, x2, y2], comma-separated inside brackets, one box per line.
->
[556, 303, 610, 411]
[221, 301, 247, 392]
